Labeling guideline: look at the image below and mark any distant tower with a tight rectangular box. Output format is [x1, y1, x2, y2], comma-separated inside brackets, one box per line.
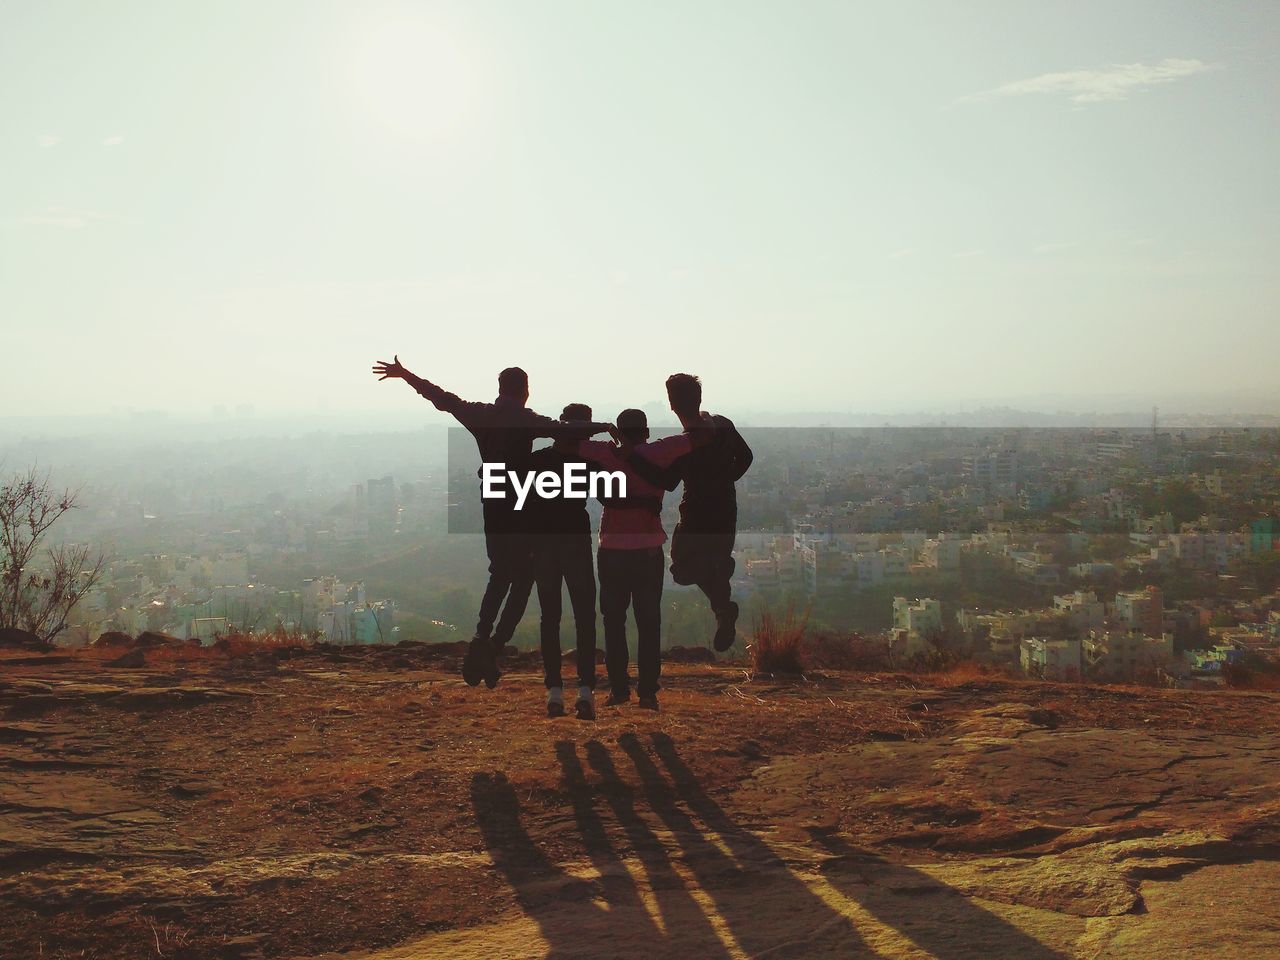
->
[1151, 405, 1159, 439]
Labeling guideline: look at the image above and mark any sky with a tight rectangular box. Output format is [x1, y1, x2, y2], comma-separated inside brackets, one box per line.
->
[2, 0, 1278, 424]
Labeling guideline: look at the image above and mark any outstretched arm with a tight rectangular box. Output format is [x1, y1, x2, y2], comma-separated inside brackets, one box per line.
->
[372, 356, 467, 416]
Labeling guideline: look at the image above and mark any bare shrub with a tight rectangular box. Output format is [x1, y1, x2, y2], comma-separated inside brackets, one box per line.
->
[0, 467, 106, 644]
[747, 599, 809, 674]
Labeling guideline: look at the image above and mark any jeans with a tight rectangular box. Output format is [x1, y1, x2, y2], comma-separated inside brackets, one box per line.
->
[533, 534, 597, 689]
[475, 499, 534, 646]
[669, 524, 736, 613]
[598, 546, 665, 698]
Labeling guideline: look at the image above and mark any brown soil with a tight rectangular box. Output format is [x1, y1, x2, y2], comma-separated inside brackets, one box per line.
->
[2, 644, 1278, 959]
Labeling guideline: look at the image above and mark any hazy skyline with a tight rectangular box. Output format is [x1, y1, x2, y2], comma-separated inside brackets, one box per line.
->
[3, 0, 1278, 422]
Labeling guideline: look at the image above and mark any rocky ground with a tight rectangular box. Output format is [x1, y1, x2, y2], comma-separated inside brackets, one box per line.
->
[2, 641, 1278, 959]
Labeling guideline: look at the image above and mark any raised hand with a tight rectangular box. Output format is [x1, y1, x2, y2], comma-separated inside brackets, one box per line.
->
[372, 355, 407, 381]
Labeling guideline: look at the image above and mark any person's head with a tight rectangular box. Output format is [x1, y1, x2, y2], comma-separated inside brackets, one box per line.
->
[665, 373, 702, 420]
[498, 366, 529, 404]
[616, 408, 649, 444]
[551, 402, 593, 450]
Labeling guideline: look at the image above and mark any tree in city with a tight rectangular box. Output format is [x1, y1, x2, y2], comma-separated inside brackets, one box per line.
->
[0, 467, 106, 644]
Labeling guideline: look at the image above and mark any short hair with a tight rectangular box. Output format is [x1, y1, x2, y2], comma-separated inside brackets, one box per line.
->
[665, 373, 702, 413]
[617, 407, 648, 440]
[560, 402, 592, 422]
[498, 367, 528, 395]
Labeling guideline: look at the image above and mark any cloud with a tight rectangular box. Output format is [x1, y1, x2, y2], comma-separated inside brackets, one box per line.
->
[16, 205, 114, 229]
[102, 135, 125, 146]
[37, 134, 61, 148]
[953, 249, 985, 258]
[961, 58, 1217, 105]
[888, 247, 914, 260]
[1033, 241, 1077, 255]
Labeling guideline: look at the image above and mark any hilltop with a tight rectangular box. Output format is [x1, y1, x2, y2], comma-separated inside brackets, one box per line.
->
[2, 641, 1278, 959]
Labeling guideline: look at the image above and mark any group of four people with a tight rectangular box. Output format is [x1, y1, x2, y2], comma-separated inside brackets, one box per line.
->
[372, 358, 752, 717]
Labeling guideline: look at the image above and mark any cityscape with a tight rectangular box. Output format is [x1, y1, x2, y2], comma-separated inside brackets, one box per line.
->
[18, 416, 1280, 689]
[4, 1, 1278, 954]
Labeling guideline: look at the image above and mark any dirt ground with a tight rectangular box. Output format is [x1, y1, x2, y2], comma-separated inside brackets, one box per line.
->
[2, 643, 1279, 959]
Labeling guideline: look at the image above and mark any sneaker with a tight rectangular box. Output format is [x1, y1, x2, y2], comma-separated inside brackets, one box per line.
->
[638, 696, 659, 712]
[546, 687, 565, 718]
[713, 601, 739, 653]
[461, 636, 491, 687]
[604, 690, 631, 707]
[575, 696, 595, 721]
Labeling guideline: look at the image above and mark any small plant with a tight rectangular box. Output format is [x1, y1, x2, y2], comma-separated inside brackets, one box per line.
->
[747, 599, 809, 675]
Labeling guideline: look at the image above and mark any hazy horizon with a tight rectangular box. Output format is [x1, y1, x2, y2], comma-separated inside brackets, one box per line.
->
[3, 0, 1278, 420]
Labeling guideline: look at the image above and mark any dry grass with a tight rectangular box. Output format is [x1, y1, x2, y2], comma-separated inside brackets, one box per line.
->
[1223, 660, 1280, 691]
[802, 632, 891, 672]
[747, 600, 809, 675]
[72, 628, 313, 665]
[918, 659, 1007, 688]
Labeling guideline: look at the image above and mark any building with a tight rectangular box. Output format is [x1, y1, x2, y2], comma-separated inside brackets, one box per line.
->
[920, 536, 964, 572]
[962, 451, 1019, 485]
[1113, 586, 1164, 637]
[1251, 518, 1279, 554]
[893, 597, 942, 639]
[318, 598, 396, 644]
[797, 539, 856, 596]
[1187, 644, 1243, 674]
[1020, 636, 1083, 680]
[1053, 591, 1106, 633]
[1084, 629, 1175, 680]
[1070, 561, 1116, 579]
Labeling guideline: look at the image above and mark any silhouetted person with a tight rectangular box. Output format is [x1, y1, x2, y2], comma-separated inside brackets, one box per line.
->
[521, 403, 601, 719]
[372, 357, 611, 687]
[578, 409, 692, 710]
[627, 374, 752, 651]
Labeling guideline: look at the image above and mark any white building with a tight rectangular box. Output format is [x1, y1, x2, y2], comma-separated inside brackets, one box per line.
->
[893, 597, 942, 638]
[1053, 591, 1106, 632]
[1020, 636, 1083, 680]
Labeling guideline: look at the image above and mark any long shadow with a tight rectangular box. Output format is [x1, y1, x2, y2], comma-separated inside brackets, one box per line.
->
[648, 731, 1071, 960]
[471, 768, 661, 959]
[471, 743, 733, 959]
[617, 732, 873, 958]
[578, 741, 733, 958]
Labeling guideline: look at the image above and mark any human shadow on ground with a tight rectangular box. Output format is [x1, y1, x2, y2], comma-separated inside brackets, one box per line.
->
[647, 731, 1070, 960]
[472, 733, 1069, 959]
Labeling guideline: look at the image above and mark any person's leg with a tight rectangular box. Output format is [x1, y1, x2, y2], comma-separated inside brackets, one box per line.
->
[491, 532, 534, 650]
[693, 535, 735, 610]
[474, 526, 513, 640]
[674, 523, 739, 652]
[562, 535, 598, 692]
[465, 502, 519, 686]
[634, 547, 666, 702]
[598, 548, 632, 699]
[671, 524, 731, 606]
[668, 522, 698, 587]
[534, 545, 564, 691]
